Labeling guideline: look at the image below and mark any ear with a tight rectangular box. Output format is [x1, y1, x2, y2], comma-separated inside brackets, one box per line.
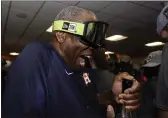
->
[55, 32, 66, 43]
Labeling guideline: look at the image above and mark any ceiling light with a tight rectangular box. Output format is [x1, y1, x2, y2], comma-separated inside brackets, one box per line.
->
[9, 52, 19, 56]
[46, 25, 52, 32]
[105, 51, 114, 55]
[145, 41, 165, 47]
[106, 35, 127, 41]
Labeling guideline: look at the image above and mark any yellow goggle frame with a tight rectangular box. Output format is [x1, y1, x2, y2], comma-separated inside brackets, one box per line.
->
[52, 20, 85, 36]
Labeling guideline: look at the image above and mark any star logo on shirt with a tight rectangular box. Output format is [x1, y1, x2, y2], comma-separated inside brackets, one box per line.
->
[65, 70, 74, 75]
[82, 73, 91, 85]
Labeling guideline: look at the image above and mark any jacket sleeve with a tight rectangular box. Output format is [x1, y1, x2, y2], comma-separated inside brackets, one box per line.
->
[2, 42, 51, 118]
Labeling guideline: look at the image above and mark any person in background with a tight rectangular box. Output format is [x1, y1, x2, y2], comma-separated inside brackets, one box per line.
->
[2, 60, 7, 95]
[155, 5, 168, 118]
[2, 6, 140, 118]
[142, 51, 162, 93]
[105, 53, 118, 72]
[137, 51, 162, 118]
[1, 60, 12, 95]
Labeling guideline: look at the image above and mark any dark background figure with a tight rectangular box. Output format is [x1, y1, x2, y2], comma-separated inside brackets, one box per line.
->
[137, 51, 162, 118]
[2, 60, 8, 95]
[156, 4, 168, 118]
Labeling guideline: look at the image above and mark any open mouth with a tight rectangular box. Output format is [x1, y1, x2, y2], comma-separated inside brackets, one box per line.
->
[75, 47, 93, 68]
[76, 53, 92, 68]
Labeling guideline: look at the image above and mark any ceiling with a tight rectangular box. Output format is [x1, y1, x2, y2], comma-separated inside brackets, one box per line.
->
[1, 1, 165, 58]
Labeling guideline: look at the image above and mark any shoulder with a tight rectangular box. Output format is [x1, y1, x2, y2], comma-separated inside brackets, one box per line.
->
[160, 43, 168, 69]
[17, 41, 52, 60]
[162, 43, 168, 52]
[22, 41, 48, 55]
[159, 43, 168, 77]
[11, 41, 52, 69]
[161, 43, 168, 63]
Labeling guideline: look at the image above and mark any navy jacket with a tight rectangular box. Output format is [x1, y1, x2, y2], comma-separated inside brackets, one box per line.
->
[2, 42, 108, 118]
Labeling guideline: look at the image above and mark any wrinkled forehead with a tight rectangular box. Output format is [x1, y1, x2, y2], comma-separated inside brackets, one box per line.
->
[75, 11, 97, 23]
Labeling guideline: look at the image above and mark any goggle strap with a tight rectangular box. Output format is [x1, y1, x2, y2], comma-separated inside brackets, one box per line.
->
[52, 20, 85, 36]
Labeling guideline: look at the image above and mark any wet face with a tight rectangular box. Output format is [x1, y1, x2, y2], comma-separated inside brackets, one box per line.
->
[54, 12, 97, 68]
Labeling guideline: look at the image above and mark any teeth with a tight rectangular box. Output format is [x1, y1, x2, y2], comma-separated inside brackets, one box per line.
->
[79, 57, 85, 67]
[80, 61, 85, 66]
[79, 55, 92, 67]
[86, 56, 91, 58]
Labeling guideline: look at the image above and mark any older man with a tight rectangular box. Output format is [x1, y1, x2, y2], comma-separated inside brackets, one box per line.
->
[2, 6, 140, 118]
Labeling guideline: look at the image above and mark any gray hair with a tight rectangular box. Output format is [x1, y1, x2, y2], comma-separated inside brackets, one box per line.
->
[55, 6, 97, 22]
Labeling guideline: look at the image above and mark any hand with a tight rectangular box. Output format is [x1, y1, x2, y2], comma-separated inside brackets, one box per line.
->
[112, 72, 141, 111]
[107, 105, 115, 118]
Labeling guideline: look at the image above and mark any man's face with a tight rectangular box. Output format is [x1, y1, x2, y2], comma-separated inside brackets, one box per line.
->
[161, 29, 168, 39]
[55, 12, 97, 68]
